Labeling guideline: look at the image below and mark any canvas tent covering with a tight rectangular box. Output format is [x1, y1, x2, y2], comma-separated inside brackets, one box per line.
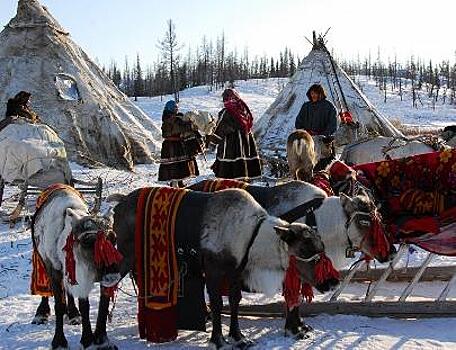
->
[255, 33, 403, 155]
[0, 119, 71, 186]
[0, 0, 162, 170]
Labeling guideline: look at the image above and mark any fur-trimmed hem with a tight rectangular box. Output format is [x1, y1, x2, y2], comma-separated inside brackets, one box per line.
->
[216, 156, 261, 162]
[160, 157, 195, 164]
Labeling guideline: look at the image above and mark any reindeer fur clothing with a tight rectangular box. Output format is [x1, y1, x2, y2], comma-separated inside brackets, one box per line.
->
[210, 109, 262, 180]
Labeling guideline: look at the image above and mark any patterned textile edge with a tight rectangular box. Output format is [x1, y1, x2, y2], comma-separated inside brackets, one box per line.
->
[31, 184, 84, 296]
[352, 150, 456, 256]
[201, 178, 248, 192]
[135, 186, 188, 343]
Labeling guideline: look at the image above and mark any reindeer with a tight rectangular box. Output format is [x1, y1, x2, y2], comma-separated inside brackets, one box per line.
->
[287, 130, 316, 181]
[103, 187, 338, 349]
[33, 188, 121, 349]
[190, 179, 395, 338]
[287, 130, 335, 181]
[182, 110, 217, 136]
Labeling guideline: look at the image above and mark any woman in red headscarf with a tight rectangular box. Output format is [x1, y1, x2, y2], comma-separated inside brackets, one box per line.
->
[207, 88, 262, 180]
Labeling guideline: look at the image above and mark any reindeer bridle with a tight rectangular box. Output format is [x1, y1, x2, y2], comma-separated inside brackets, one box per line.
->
[294, 252, 321, 263]
[344, 209, 378, 258]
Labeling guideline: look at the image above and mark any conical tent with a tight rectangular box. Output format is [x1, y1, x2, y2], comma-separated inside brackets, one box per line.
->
[255, 33, 403, 154]
[0, 0, 162, 170]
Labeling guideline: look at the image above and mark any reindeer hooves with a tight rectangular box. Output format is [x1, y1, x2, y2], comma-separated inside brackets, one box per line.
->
[65, 314, 82, 325]
[285, 324, 313, 340]
[232, 338, 255, 349]
[86, 335, 118, 350]
[52, 336, 68, 349]
[80, 343, 118, 350]
[210, 337, 255, 350]
[209, 336, 232, 349]
[31, 314, 49, 325]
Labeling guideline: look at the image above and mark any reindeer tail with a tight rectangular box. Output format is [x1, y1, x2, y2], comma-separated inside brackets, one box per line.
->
[293, 138, 305, 156]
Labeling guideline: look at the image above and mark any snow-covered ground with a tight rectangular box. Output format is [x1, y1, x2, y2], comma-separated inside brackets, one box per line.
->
[0, 78, 455, 349]
[355, 76, 456, 128]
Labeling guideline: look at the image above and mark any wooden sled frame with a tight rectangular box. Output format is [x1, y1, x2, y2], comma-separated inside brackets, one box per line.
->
[0, 177, 103, 224]
[233, 244, 456, 318]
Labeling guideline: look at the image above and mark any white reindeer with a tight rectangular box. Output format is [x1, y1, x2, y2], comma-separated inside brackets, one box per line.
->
[33, 189, 120, 349]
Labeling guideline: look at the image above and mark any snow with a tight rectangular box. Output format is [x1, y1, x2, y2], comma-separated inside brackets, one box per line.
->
[0, 77, 455, 349]
[355, 76, 456, 128]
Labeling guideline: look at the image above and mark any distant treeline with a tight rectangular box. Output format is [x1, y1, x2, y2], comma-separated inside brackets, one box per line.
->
[101, 19, 456, 106]
[101, 20, 301, 101]
[340, 54, 456, 106]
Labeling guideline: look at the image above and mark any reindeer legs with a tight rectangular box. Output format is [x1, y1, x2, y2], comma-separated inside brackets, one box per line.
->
[228, 272, 254, 349]
[79, 298, 94, 348]
[66, 294, 81, 324]
[205, 266, 230, 349]
[32, 296, 51, 324]
[50, 270, 68, 349]
[284, 307, 312, 339]
[0, 176, 4, 208]
[93, 289, 118, 350]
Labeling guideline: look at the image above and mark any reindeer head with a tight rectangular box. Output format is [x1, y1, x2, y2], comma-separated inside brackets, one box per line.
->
[184, 110, 216, 135]
[65, 209, 122, 290]
[312, 135, 334, 163]
[340, 191, 395, 263]
[275, 223, 339, 293]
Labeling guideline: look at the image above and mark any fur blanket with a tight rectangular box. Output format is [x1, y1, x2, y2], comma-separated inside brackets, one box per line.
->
[0, 120, 71, 185]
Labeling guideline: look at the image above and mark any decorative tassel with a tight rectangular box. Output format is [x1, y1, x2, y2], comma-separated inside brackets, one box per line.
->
[301, 283, 314, 304]
[370, 213, 390, 260]
[102, 285, 117, 299]
[314, 253, 340, 285]
[94, 231, 123, 268]
[63, 233, 78, 285]
[283, 256, 303, 310]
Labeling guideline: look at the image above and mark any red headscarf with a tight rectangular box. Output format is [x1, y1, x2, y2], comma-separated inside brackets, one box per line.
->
[223, 88, 253, 134]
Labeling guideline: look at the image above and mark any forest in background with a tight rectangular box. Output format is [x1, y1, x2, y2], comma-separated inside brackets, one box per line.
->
[102, 19, 456, 107]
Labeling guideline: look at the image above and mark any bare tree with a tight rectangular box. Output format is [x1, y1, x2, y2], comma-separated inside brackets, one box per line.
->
[157, 19, 182, 102]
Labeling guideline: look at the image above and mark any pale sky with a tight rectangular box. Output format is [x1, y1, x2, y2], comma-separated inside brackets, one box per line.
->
[1, 0, 455, 66]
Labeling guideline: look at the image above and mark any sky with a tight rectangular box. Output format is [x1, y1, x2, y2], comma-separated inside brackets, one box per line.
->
[1, 0, 455, 67]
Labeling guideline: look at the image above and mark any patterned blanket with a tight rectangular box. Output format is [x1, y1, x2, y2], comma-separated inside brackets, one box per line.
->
[31, 184, 84, 296]
[200, 178, 248, 192]
[135, 187, 188, 343]
[353, 150, 456, 256]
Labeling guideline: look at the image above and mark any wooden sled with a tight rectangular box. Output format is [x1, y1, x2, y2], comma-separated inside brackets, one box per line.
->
[0, 177, 103, 225]
[229, 244, 456, 319]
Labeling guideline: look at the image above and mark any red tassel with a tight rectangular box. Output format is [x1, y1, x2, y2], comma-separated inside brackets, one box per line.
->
[314, 253, 340, 285]
[63, 233, 78, 285]
[102, 286, 117, 299]
[370, 213, 390, 260]
[283, 256, 303, 310]
[301, 283, 314, 303]
[94, 232, 123, 268]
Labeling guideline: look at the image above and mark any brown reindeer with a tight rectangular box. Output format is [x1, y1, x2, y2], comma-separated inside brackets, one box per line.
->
[287, 130, 316, 181]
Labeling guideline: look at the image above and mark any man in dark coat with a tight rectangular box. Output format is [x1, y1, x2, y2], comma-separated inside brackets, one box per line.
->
[1, 91, 41, 132]
[295, 84, 338, 170]
[158, 100, 200, 187]
[295, 84, 337, 136]
[208, 88, 262, 180]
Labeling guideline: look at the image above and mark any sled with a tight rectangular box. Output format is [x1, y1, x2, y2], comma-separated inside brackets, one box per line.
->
[0, 177, 103, 225]
[233, 244, 456, 318]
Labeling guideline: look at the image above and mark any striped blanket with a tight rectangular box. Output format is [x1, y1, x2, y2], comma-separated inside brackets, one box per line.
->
[135, 187, 189, 343]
